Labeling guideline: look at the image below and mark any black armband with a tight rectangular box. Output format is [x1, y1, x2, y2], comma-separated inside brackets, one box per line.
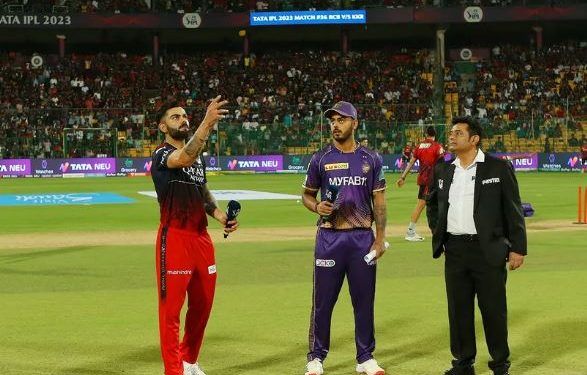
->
[204, 203, 217, 216]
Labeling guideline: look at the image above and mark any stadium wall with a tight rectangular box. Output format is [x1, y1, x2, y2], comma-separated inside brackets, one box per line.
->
[0, 152, 582, 178]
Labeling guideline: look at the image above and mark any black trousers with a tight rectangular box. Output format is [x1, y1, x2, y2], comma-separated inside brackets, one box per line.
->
[444, 235, 510, 373]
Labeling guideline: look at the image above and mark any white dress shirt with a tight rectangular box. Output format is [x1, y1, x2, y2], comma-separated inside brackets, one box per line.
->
[447, 149, 485, 235]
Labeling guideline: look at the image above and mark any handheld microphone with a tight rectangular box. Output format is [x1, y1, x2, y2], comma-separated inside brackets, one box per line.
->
[322, 184, 339, 222]
[364, 241, 390, 264]
[224, 200, 241, 238]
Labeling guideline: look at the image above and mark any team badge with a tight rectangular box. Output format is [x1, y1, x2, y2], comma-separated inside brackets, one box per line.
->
[362, 163, 370, 174]
[438, 179, 444, 190]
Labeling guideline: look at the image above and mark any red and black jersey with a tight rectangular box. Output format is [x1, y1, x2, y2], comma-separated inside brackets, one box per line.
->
[582, 143, 587, 159]
[413, 139, 444, 187]
[151, 142, 208, 233]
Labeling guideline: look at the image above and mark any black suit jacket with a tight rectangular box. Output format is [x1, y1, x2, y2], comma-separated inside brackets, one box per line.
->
[426, 153, 527, 266]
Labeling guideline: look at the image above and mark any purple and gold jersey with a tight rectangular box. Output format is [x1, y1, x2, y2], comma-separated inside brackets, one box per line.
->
[151, 142, 208, 233]
[303, 143, 386, 229]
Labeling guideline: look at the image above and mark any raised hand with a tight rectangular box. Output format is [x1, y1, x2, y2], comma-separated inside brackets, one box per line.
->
[202, 95, 229, 128]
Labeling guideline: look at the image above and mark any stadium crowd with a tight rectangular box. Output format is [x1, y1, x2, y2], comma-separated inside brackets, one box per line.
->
[455, 44, 586, 133]
[0, 43, 585, 158]
[0, 0, 579, 14]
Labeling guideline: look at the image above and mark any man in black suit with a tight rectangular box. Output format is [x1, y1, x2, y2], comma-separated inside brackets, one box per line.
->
[426, 117, 527, 375]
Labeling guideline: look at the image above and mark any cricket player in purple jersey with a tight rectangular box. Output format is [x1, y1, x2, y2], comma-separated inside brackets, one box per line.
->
[301, 101, 387, 375]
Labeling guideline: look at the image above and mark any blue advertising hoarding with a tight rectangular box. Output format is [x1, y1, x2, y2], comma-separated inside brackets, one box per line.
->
[250, 10, 366, 26]
[538, 152, 583, 171]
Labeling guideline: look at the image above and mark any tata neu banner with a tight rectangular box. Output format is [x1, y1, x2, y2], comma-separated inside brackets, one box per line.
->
[30, 158, 117, 176]
[116, 158, 152, 176]
[223, 155, 283, 172]
[493, 153, 538, 171]
[0, 159, 31, 177]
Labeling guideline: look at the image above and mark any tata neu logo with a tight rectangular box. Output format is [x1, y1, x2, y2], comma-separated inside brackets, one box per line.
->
[143, 160, 152, 172]
[228, 159, 279, 169]
[60, 161, 113, 172]
[394, 158, 404, 169]
[568, 156, 579, 168]
[60, 162, 70, 172]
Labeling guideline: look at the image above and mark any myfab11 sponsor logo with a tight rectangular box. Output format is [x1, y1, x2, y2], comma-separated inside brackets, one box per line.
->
[59, 158, 116, 174]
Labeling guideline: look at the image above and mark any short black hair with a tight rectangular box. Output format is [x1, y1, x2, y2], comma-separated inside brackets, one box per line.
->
[426, 126, 436, 137]
[451, 116, 483, 142]
[156, 101, 182, 124]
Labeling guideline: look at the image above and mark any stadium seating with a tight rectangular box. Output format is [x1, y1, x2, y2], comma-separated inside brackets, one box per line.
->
[0, 43, 585, 158]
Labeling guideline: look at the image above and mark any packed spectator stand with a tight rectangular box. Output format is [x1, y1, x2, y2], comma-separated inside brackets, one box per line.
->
[0, 42, 585, 159]
[0, 0, 583, 14]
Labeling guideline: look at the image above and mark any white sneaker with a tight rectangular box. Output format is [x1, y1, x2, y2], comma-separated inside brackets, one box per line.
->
[183, 361, 207, 375]
[305, 358, 324, 375]
[405, 232, 424, 241]
[193, 363, 207, 375]
[356, 358, 385, 375]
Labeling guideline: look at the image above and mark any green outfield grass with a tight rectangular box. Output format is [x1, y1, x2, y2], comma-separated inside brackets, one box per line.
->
[0, 172, 586, 375]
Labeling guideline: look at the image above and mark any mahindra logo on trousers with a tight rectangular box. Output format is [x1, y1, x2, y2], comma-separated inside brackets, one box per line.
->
[167, 270, 192, 275]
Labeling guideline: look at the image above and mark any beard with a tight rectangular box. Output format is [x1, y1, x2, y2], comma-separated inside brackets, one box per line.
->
[332, 128, 353, 143]
[168, 127, 190, 141]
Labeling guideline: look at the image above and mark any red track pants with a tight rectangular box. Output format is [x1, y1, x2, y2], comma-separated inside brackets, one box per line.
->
[156, 225, 217, 375]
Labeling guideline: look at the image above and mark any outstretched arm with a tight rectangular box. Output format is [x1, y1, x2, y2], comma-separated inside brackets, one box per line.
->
[167, 96, 228, 168]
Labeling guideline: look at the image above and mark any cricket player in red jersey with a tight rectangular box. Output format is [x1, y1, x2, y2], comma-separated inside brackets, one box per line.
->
[396, 126, 444, 241]
[581, 138, 587, 173]
[151, 97, 239, 375]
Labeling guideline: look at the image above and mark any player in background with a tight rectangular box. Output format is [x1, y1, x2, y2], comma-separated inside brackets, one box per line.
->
[396, 126, 444, 241]
[581, 137, 587, 173]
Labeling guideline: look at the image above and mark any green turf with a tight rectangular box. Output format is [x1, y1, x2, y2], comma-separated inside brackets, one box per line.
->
[0, 172, 586, 374]
[1, 172, 585, 233]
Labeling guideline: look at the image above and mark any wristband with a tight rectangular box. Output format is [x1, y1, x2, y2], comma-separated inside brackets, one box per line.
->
[314, 202, 320, 213]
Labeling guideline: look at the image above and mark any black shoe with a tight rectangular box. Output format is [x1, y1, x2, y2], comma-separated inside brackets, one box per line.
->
[492, 365, 511, 375]
[443, 367, 475, 375]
